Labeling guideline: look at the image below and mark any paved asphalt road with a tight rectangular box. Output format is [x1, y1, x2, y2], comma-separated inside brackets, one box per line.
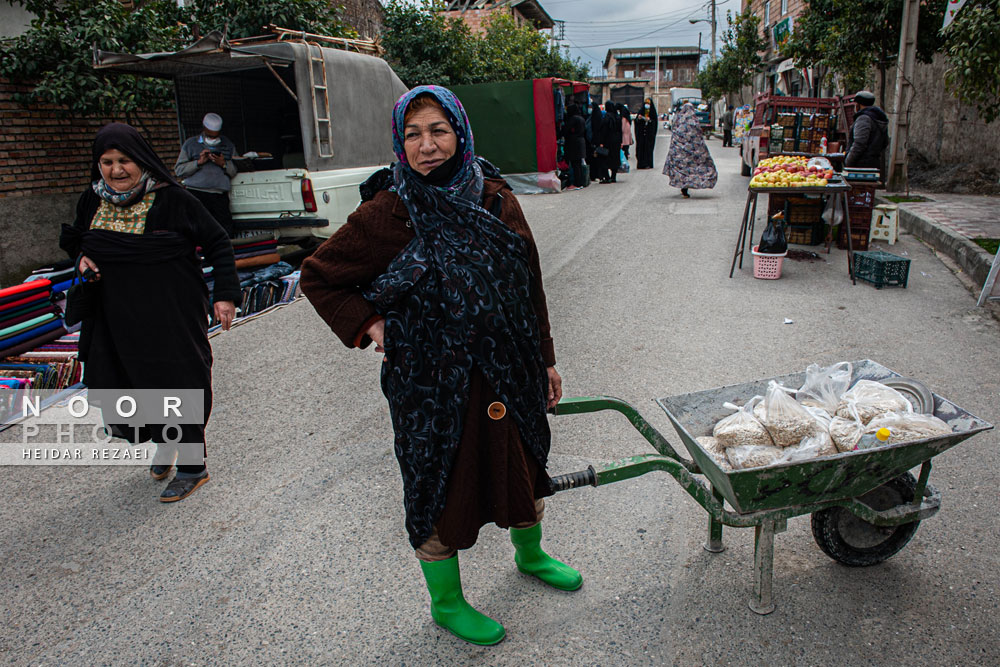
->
[2, 131, 998, 666]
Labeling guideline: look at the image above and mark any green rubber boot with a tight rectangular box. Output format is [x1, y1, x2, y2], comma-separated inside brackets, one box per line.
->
[510, 523, 583, 591]
[419, 555, 505, 646]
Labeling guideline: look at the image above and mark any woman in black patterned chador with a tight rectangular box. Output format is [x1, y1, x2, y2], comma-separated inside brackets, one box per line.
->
[301, 85, 580, 646]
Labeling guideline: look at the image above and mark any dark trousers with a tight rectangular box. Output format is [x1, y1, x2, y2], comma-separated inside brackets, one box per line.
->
[623, 145, 631, 159]
[723, 129, 733, 147]
[189, 189, 234, 238]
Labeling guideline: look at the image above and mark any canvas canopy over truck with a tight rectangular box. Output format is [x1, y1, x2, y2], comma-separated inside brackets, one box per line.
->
[450, 77, 589, 194]
[93, 28, 408, 242]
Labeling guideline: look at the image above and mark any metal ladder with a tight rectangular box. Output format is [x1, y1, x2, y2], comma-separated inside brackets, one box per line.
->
[306, 42, 334, 158]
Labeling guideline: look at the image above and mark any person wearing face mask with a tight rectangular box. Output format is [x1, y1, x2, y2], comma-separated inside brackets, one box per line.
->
[300, 86, 577, 646]
[634, 98, 658, 169]
[175, 113, 238, 237]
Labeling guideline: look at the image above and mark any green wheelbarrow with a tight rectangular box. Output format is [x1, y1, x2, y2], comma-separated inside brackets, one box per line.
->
[547, 360, 992, 614]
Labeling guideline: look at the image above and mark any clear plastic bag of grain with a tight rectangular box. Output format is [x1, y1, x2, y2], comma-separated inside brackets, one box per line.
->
[759, 380, 821, 448]
[712, 396, 774, 449]
[726, 443, 785, 469]
[829, 400, 864, 452]
[835, 380, 912, 424]
[796, 361, 852, 415]
[864, 411, 952, 444]
[778, 429, 838, 463]
[696, 436, 734, 471]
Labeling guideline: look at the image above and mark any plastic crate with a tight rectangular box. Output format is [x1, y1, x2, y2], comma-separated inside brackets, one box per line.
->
[853, 250, 911, 288]
[847, 186, 875, 208]
[837, 224, 870, 251]
[785, 223, 824, 246]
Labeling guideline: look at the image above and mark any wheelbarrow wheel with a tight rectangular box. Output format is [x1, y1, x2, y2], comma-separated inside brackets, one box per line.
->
[811, 473, 920, 567]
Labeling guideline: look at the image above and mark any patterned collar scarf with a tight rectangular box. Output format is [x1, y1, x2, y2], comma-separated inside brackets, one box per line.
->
[365, 85, 551, 549]
[92, 172, 154, 207]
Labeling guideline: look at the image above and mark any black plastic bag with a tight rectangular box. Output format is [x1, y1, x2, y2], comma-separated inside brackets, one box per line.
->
[758, 217, 787, 254]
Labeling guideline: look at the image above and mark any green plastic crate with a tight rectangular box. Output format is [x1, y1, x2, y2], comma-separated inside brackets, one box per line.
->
[853, 250, 911, 288]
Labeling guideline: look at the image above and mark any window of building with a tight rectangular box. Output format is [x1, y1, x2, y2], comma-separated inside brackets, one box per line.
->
[780, 0, 787, 15]
[763, 0, 770, 23]
[624, 70, 634, 78]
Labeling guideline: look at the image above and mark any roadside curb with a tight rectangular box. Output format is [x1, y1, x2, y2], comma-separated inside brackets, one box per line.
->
[876, 196, 995, 289]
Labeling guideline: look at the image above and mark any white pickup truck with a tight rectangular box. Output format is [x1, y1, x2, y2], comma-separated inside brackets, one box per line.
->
[95, 31, 408, 242]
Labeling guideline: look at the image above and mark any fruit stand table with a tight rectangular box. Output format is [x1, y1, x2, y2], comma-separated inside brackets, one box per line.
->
[729, 181, 855, 283]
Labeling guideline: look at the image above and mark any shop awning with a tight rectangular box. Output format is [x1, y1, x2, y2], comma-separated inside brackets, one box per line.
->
[776, 58, 797, 74]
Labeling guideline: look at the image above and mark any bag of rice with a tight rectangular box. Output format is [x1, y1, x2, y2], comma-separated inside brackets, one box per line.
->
[696, 436, 734, 471]
[864, 411, 952, 445]
[760, 381, 820, 448]
[726, 444, 784, 469]
[830, 408, 864, 452]
[779, 429, 838, 463]
[796, 361, 852, 415]
[712, 396, 774, 449]
[835, 380, 912, 424]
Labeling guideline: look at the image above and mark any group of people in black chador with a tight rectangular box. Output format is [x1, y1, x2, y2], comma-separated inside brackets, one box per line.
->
[560, 97, 659, 188]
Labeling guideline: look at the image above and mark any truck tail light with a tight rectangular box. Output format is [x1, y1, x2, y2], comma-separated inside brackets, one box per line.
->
[301, 178, 318, 212]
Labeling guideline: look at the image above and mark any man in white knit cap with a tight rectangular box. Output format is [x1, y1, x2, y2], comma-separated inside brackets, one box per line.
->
[175, 112, 238, 237]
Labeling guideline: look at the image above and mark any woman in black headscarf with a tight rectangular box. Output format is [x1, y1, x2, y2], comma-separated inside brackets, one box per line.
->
[586, 100, 606, 183]
[563, 104, 587, 188]
[301, 85, 578, 646]
[59, 123, 240, 502]
[634, 97, 658, 169]
[598, 101, 622, 184]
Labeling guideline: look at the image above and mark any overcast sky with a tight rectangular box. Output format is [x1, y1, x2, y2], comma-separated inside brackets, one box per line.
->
[543, 0, 737, 76]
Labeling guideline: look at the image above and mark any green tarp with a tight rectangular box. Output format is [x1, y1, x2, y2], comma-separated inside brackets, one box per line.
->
[451, 80, 537, 174]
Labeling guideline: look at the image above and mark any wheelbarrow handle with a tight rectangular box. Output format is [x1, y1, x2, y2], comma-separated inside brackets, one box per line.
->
[549, 467, 597, 492]
[550, 396, 694, 470]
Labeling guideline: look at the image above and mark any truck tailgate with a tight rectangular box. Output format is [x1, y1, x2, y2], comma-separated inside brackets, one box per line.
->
[230, 170, 307, 215]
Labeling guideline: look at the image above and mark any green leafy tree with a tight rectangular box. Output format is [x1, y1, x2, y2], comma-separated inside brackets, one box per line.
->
[944, 0, 1000, 123]
[0, 0, 356, 117]
[381, 0, 587, 87]
[783, 0, 945, 101]
[0, 0, 187, 116]
[695, 10, 766, 103]
[381, 0, 477, 86]
[184, 0, 355, 42]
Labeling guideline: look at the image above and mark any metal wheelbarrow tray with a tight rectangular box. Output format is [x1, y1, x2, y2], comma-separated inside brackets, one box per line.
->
[549, 360, 992, 614]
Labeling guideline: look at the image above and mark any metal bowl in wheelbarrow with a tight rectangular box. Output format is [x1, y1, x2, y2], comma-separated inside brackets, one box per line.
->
[655, 359, 991, 515]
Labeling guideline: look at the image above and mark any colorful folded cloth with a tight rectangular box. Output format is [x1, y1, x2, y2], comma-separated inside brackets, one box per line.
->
[0, 313, 58, 341]
[0, 281, 51, 308]
[0, 300, 54, 322]
[0, 306, 59, 332]
[0, 323, 67, 358]
[0, 292, 51, 313]
[232, 234, 276, 247]
[234, 252, 282, 270]
[231, 239, 278, 253]
[232, 247, 278, 260]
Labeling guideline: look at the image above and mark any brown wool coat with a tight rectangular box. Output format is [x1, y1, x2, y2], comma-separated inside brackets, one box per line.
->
[300, 178, 556, 549]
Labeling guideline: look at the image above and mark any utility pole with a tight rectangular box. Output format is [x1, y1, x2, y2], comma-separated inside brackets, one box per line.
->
[887, 0, 919, 192]
[654, 46, 660, 99]
[711, 0, 717, 61]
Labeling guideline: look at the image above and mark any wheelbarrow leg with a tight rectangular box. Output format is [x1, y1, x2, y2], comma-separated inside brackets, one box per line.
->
[750, 519, 781, 615]
[704, 486, 725, 553]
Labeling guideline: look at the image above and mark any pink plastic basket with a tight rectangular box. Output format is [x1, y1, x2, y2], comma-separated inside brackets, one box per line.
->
[751, 246, 786, 279]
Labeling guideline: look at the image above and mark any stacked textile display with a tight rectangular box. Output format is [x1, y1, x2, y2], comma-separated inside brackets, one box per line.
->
[206, 262, 301, 328]
[232, 235, 280, 269]
[0, 281, 68, 359]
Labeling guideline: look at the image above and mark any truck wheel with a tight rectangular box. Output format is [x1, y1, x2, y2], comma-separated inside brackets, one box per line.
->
[741, 159, 751, 177]
[811, 473, 920, 567]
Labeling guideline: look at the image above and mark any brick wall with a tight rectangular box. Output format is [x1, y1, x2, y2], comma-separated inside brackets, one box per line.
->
[0, 78, 180, 200]
[440, 7, 527, 34]
[0, 78, 182, 286]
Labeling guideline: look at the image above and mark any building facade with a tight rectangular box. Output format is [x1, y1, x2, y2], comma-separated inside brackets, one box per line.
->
[590, 47, 705, 112]
[741, 0, 823, 97]
[439, 0, 555, 34]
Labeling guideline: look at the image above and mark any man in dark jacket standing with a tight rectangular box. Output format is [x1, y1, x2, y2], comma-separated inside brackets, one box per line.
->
[563, 105, 587, 188]
[721, 105, 734, 147]
[845, 91, 890, 177]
